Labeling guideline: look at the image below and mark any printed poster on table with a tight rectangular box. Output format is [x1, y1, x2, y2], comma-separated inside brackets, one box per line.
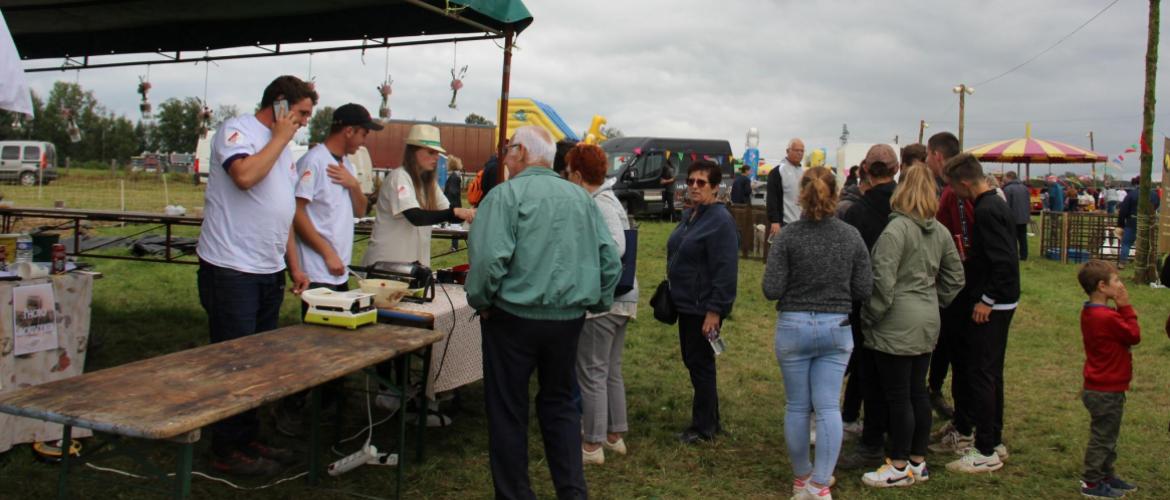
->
[13, 282, 57, 355]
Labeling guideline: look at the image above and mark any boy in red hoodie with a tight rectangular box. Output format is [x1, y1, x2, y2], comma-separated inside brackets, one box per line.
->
[1077, 260, 1140, 499]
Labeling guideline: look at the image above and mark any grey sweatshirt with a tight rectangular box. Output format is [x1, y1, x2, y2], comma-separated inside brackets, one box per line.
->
[762, 217, 873, 313]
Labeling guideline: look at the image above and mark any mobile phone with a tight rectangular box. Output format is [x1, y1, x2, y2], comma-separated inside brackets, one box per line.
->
[274, 99, 289, 120]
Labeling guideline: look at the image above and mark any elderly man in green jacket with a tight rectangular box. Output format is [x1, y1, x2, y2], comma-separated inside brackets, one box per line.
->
[467, 125, 621, 500]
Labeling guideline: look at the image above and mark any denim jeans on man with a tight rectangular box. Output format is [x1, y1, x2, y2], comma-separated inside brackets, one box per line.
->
[197, 261, 285, 456]
[774, 311, 853, 486]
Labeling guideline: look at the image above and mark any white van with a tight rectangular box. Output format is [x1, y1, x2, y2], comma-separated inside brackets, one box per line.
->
[0, 140, 58, 185]
[194, 131, 310, 184]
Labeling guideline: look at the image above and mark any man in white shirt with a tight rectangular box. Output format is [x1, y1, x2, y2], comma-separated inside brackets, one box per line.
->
[293, 103, 378, 296]
[196, 75, 315, 476]
[765, 138, 805, 237]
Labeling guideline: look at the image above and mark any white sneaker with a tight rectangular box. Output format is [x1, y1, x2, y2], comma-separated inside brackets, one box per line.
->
[582, 446, 604, 465]
[956, 443, 1009, 461]
[809, 419, 817, 446]
[930, 421, 956, 441]
[602, 437, 627, 456]
[907, 461, 929, 483]
[792, 475, 836, 495]
[929, 429, 974, 453]
[791, 484, 832, 500]
[862, 460, 915, 488]
[946, 448, 1003, 473]
[842, 420, 863, 436]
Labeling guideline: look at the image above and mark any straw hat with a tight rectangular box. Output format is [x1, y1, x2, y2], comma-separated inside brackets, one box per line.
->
[405, 124, 446, 154]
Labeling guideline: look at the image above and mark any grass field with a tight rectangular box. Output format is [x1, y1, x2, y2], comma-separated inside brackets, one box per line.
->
[1, 220, 1169, 499]
[0, 169, 206, 213]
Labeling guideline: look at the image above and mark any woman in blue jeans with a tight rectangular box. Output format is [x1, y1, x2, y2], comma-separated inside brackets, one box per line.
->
[764, 167, 873, 500]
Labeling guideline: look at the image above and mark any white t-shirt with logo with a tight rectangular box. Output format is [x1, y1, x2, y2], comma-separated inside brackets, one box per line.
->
[362, 168, 449, 268]
[197, 114, 298, 274]
[295, 144, 357, 285]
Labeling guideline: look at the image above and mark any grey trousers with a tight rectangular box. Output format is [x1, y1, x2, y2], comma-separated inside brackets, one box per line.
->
[576, 313, 630, 444]
[1082, 390, 1125, 483]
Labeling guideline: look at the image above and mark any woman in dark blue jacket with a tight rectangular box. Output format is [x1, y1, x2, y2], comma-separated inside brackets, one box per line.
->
[666, 160, 739, 444]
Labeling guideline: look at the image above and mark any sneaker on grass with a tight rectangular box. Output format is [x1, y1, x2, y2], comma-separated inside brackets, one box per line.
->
[791, 484, 832, 500]
[907, 460, 929, 482]
[955, 443, 1009, 461]
[861, 460, 915, 488]
[842, 420, 863, 436]
[928, 428, 973, 454]
[792, 475, 836, 495]
[1081, 481, 1125, 498]
[945, 448, 1003, 473]
[1104, 476, 1136, 493]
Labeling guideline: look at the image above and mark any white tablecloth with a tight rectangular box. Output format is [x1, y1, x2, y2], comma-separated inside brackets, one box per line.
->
[394, 283, 481, 399]
[0, 273, 93, 453]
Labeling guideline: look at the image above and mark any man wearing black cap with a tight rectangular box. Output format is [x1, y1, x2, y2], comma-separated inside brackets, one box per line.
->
[293, 103, 381, 295]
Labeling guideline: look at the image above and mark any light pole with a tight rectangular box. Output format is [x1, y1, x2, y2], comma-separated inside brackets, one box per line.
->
[953, 84, 975, 150]
[918, 120, 929, 144]
[1087, 131, 1097, 189]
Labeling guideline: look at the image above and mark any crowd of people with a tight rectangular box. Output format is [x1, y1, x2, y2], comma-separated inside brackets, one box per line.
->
[194, 75, 1151, 500]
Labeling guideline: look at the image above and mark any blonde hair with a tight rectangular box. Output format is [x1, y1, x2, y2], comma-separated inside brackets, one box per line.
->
[448, 155, 463, 172]
[891, 165, 939, 220]
[798, 166, 837, 221]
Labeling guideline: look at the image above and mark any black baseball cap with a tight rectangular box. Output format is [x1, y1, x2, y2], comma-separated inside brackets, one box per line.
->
[332, 103, 384, 131]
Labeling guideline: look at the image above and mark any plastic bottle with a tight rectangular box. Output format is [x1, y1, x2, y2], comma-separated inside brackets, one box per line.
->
[15, 234, 33, 264]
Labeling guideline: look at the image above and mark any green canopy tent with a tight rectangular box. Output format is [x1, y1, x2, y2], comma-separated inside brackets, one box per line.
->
[0, 0, 533, 153]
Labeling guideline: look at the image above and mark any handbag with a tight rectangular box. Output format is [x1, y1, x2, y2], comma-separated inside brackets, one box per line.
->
[650, 279, 677, 324]
[614, 226, 638, 296]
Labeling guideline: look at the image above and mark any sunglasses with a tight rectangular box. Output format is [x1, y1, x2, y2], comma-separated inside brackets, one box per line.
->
[685, 177, 709, 188]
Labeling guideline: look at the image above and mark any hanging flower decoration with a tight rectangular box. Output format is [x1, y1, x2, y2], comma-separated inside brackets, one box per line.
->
[198, 105, 213, 137]
[137, 76, 153, 120]
[448, 65, 467, 109]
[63, 107, 81, 143]
[377, 78, 393, 119]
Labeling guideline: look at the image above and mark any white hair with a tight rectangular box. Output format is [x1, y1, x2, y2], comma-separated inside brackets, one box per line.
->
[512, 126, 555, 166]
[787, 138, 804, 149]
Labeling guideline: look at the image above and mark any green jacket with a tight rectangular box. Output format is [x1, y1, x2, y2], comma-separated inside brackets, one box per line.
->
[466, 166, 621, 320]
[862, 211, 966, 356]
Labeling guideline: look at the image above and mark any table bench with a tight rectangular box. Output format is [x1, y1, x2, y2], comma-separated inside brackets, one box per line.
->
[0, 323, 445, 499]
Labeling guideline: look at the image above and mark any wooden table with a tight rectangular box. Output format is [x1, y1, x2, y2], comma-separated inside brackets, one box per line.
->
[0, 323, 445, 499]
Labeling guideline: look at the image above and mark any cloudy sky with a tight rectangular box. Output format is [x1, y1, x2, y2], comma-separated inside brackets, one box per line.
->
[17, 0, 1170, 178]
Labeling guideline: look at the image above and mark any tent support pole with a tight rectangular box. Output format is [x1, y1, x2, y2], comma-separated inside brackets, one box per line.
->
[496, 28, 514, 163]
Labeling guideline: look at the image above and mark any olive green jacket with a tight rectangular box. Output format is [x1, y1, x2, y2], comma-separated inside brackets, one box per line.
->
[862, 211, 966, 356]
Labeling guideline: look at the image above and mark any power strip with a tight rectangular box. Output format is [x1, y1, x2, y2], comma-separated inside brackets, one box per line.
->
[327, 444, 398, 476]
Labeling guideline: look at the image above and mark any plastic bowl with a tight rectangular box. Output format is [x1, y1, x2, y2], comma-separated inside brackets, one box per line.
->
[360, 279, 410, 308]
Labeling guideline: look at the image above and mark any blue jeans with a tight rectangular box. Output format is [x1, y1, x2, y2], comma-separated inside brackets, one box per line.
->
[774, 311, 853, 486]
[1120, 220, 1137, 264]
[197, 261, 285, 456]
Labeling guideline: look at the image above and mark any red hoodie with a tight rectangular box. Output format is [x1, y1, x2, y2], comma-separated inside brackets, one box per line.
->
[1081, 303, 1141, 392]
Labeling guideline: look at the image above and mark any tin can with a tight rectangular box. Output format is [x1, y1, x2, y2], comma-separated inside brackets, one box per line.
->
[51, 243, 66, 274]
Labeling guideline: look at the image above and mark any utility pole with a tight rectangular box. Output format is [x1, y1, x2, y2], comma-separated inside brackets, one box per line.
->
[918, 120, 928, 144]
[953, 84, 975, 150]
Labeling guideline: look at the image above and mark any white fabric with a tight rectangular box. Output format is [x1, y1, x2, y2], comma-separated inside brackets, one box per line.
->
[363, 167, 449, 268]
[778, 158, 803, 224]
[295, 144, 356, 285]
[197, 115, 297, 274]
[0, 12, 32, 116]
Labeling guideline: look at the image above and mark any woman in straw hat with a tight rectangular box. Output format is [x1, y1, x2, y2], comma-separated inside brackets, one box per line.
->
[363, 124, 475, 268]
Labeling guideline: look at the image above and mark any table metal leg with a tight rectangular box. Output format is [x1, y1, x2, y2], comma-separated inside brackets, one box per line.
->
[57, 425, 72, 500]
[396, 357, 407, 500]
[308, 386, 323, 485]
[416, 347, 432, 462]
[173, 442, 193, 499]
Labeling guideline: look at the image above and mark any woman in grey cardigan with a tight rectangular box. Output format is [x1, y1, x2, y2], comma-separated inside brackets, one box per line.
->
[764, 166, 872, 500]
[859, 165, 965, 488]
[564, 144, 638, 465]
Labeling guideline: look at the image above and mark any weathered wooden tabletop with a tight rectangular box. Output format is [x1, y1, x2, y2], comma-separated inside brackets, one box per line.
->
[0, 323, 444, 441]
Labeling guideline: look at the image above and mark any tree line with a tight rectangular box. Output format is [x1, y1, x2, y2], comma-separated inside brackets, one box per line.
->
[0, 81, 239, 167]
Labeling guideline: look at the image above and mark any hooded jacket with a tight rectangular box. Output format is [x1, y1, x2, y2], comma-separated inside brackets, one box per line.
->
[862, 211, 966, 355]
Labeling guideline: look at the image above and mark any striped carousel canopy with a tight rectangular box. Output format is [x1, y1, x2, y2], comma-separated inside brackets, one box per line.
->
[965, 124, 1106, 164]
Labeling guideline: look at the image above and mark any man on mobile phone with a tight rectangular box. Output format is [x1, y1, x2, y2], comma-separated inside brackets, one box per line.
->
[196, 75, 317, 476]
